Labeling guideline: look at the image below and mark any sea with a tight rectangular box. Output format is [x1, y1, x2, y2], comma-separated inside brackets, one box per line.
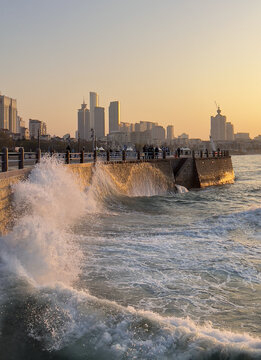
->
[0, 155, 260, 360]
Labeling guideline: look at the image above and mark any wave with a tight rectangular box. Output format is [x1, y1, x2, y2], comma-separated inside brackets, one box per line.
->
[1, 281, 260, 359]
[0, 157, 259, 359]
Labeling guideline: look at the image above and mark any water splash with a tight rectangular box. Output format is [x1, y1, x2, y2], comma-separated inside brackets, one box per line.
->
[86, 162, 174, 204]
[0, 157, 85, 286]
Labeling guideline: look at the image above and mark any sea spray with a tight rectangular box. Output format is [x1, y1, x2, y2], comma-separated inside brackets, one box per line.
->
[86, 161, 174, 202]
[0, 157, 86, 286]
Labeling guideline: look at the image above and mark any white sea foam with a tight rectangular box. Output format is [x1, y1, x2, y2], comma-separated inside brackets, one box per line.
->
[27, 283, 261, 358]
[175, 184, 189, 193]
[0, 157, 85, 286]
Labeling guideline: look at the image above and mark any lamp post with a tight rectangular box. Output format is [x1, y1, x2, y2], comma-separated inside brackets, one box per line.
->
[91, 128, 95, 153]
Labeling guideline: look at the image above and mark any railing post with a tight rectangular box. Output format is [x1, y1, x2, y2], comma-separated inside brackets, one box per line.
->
[66, 150, 70, 164]
[36, 148, 41, 163]
[137, 151, 140, 160]
[122, 150, 126, 161]
[19, 147, 24, 169]
[106, 150, 110, 162]
[93, 150, 97, 163]
[80, 150, 84, 163]
[2, 147, 8, 172]
[200, 150, 203, 158]
[192, 150, 195, 159]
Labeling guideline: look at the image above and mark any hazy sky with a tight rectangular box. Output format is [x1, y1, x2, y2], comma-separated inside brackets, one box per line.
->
[1, 0, 261, 139]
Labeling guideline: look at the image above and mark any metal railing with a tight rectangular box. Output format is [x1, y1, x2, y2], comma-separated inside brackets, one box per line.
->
[0, 147, 230, 172]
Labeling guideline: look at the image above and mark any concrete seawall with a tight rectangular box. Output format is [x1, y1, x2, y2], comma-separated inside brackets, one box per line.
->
[0, 168, 32, 235]
[0, 157, 234, 235]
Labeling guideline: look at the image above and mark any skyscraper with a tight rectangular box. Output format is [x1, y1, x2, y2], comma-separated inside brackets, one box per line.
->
[29, 119, 47, 138]
[0, 93, 17, 133]
[210, 107, 226, 141]
[109, 101, 120, 133]
[167, 125, 174, 142]
[78, 100, 90, 141]
[226, 122, 234, 141]
[90, 92, 98, 129]
[94, 106, 105, 139]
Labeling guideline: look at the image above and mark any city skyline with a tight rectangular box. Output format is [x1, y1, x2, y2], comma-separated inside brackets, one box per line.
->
[1, 0, 261, 139]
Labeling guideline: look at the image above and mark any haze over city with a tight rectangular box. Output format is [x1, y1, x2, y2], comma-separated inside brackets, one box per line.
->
[1, 0, 261, 139]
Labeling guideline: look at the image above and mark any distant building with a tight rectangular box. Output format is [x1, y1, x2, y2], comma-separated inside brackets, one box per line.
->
[167, 125, 174, 142]
[139, 121, 156, 132]
[20, 127, 30, 140]
[107, 131, 127, 147]
[120, 122, 133, 134]
[254, 135, 261, 141]
[109, 101, 120, 133]
[94, 106, 105, 139]
[151, 126, 165, 142]
[90, 92, 98, 129]
[135, 123, 140, 132]
[234, 132, 250, 140]
[178, 133, 189, 139]
[211, 107, 226, 141]
[77, 100, 90, 141]
[16, 115, 25, 134]
[29, 119, 47, 139]
[0, 93, 17, 133]
[130, 131, 141, 144]
[226, 122, 234, 141]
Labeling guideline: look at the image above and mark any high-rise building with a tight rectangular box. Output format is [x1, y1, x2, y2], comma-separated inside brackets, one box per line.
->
[0, 93, 17, 133]
[135, 123, 140, 132]
[77, 100, 90, 141]
[29, 119, 47, 138]
[90, 92, 99, 129]
[94, 106, 105, 139]
[109, 101, 120, 133]
[16, 115, 25, 134]
[139, 121, 156, 131]
[210, 107, 226, 141]
[226, 122, 234, 141]
[151, 126, 165, 142]
[167, 125, 174, 142]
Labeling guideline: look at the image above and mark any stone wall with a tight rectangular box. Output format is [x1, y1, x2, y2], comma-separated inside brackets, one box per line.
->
[0, 168, 32, 235]
[0, 157, 234, 235]
[195, 157, 234, 187]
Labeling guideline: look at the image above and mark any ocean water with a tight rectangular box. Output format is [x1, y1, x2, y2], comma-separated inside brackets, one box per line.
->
[0, 155, 260, 360]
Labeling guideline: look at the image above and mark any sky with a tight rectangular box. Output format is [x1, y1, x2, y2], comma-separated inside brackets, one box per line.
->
[1, 0, 261, 139]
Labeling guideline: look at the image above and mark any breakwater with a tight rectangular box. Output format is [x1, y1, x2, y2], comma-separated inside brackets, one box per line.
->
[0, 156, 234, 235]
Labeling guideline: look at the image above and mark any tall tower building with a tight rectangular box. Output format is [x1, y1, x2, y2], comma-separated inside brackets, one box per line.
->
[109, 101, 120, 133]
[94, 107, 105, 139]
[167, 125, 174, 142]
[0, 94, 17, 133]
[29, 119, 47, 138]
[78, 100, 90, 141]
[90, 92, 99, 129]
[210, 107, 226, 141]
[226, 122, 234, 141]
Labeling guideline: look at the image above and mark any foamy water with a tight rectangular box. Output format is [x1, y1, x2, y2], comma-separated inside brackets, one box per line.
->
[0, 155, 260, 359]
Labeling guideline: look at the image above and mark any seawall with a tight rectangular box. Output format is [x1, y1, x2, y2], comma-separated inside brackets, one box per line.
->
[0, 168, 32, 235]
[0, 157, 234, 235]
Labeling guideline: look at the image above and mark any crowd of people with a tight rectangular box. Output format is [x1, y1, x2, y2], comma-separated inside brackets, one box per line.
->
[142, 145, 170, 159]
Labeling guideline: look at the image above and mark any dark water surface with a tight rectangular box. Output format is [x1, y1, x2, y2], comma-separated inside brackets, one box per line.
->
[0, 155, 260, 359]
